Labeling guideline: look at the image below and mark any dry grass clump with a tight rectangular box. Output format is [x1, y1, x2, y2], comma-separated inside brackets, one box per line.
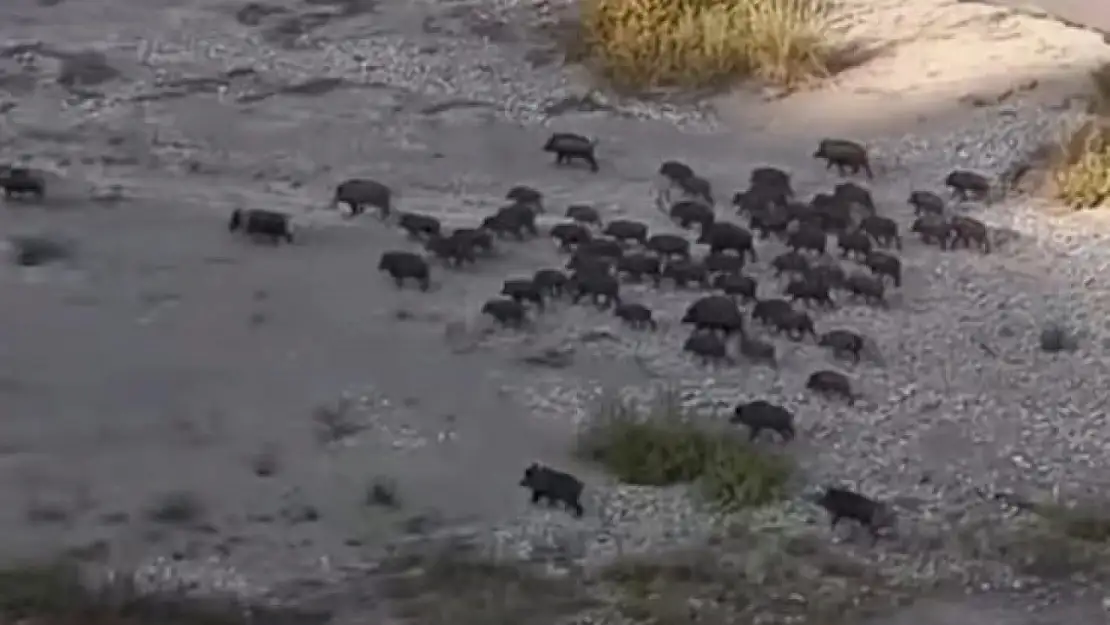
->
[572, 0, 836, 90]
[377, 540, 596, 625]
[1049, 63, 1110, 209]
[600, 523, 918, 625]
[0, 559, 327, 625]
[575, 390, 793, 511]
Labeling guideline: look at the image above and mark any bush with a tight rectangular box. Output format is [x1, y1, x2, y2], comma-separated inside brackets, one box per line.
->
[1050, 120, 1110, 210]
[0, 559, 326, 625]
[1051, 63, 1110, 210]
[378, 540, 595, 625]
[600, 522, 916, 625]
[575, 390, 792, 511]
[574, 0, 835, 90]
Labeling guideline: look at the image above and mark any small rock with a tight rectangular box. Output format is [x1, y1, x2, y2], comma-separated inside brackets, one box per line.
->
[1039, 323, 1078, 353]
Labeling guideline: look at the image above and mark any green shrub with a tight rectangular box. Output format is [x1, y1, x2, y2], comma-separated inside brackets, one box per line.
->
[574, 0, 835, 90]
[576, 390, 792, 511]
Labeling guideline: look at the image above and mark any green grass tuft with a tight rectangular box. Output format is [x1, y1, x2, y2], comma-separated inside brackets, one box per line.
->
[575, 390, 793, 511]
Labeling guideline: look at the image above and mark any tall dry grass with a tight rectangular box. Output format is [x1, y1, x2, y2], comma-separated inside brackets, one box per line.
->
[1050, 63, 1110, 210]
[574, 0, 835, 91]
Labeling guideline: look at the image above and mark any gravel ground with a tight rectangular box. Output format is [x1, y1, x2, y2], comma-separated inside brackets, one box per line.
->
[2, 0, 1110, 622]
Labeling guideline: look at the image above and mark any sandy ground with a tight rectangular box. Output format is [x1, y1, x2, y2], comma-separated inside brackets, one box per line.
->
[2, 0, 1110, 622]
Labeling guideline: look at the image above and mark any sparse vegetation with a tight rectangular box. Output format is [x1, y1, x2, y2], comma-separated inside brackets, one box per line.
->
[312, 397, 362, 444]
[958, 496, 1110, 582]
[576, 390, 793, 511]
[1050, 63, 1110, 209]
[377, 540, 595, 625]
[0, 559, 329, 625]
[600, 520, 919, 625]
[569, 0, 838, 91]
[145, 490, 205, 526]
[366, 476, 401, 509]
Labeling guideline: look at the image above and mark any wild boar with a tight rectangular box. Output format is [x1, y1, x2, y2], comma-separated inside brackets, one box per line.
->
[784, 278, 834, 308]
[333, 178, 392, 218]
[910, 215, 951, 249]
[683, 331, 732, 365]
[501, 278, 545, 310]
[603, 219, 649, 245]
[770, 310, 817, 341]
[543, 133, 598, 172]
[646, 233, 691, 260]
[788, 226, 827, 255]
[228, 209, 294, 244]
[426, 233, 477, 266]
[506, 185, 544, 212]
[669, 201, 715, 232]
[949, 215, 990, 253]
[814, 139, 873, 178]
[682, 295, 745, 337]
[750, 166, 793, 196]
[0, 167, 45, 200]
[565, 204, 601, 225]
[860, 215, 901, 249]
[398, 212, 442, 240]
[772, 251, 811, 277]
[864, 252, 902, 287]
[614, 302, 657, 330]
[908, 190, 945, 216]
[731, 400, 794, 441]
[521, 463, 584, 517]
[699, 222, 756, 261]
[833, 182, 875, 214]
[712, 272, 757, 301]
[550, 222, 592, 251]
[837, 230, 873, 259]
[845, 272, 885, 305]
[818, 329, 865, 362]
[482, 298, 527, 327]
[806, 370, 855, 403]
[533, 268, 568, 298]
[617, 253, 663, 284]
[568, 272, 621, 308]
[738, 335, 777, 369]
[945, 170, 990, 202]
[812, 487, 894, 544]
[378, 251, 430, 291]
[661, 258, 710, 289]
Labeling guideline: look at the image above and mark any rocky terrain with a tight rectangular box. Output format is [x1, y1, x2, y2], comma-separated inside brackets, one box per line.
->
[3, 0, 1110, 623]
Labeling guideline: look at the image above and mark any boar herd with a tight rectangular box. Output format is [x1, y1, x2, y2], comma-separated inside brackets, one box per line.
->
[219, 133, 997, 541]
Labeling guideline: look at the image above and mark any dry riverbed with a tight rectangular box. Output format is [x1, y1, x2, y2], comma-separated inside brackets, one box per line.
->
[1, 0, 1110, 623]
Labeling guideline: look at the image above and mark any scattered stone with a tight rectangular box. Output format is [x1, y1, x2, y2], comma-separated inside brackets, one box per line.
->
[1039, 322, 1078, 353]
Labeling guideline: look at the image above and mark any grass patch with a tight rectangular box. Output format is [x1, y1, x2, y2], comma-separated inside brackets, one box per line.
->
[1049, 63, 1110, 209]
[570, 0, 839, 91]
[377, 540, 596, 625]
[0, 559, 329, 625]
[958, 498, 1110, 582]
[600, 521, 919, 625]
[575, 390, 793, 511]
